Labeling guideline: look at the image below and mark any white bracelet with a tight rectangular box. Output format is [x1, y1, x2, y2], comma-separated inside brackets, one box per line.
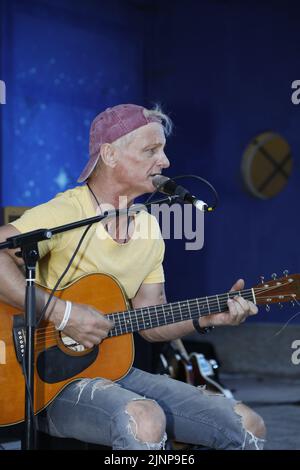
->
[56, 301, 72, 331]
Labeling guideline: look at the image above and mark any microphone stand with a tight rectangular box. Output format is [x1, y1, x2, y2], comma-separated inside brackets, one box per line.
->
[0, 196, 177, 450]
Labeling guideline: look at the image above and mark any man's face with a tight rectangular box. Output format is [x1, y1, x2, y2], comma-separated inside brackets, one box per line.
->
[114, 122, 170, 195]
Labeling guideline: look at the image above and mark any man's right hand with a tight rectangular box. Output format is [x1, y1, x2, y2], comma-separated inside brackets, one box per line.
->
[53, 302, 114, 349]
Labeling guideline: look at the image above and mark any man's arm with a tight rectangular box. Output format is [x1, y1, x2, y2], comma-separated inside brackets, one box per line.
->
[0, 224, 113, 349]
[133, 282, 194, 342]
[133, 280, 259, 343]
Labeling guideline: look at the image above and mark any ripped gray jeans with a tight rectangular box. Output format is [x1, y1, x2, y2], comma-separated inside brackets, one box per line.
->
[37, 367, 264, 450]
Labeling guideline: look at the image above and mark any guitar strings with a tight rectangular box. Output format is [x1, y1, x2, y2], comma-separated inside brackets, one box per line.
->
[33, 291, 295, 352]
[32, 287, 296, 346]
[34, 288, 256, 337]
[33, 295, 295, 351]
[33, 293, 293, 344]
[33, 283, 294, 340]
[33, 291, 295, 353]
[33, 281, 293, 338]
[33, 285, 265, 335]
[32, 289, 252, 334]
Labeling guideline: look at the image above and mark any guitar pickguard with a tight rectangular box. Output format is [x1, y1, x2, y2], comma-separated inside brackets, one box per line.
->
[36, 345, 99, 384]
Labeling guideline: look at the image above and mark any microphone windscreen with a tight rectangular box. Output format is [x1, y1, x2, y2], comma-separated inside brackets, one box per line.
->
[152, 174, 169, 189]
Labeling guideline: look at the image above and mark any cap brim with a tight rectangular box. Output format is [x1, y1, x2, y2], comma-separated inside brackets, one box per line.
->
[77, 154, 100, 183]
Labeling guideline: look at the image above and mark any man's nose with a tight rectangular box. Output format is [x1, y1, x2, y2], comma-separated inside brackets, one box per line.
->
[159, 152, 170, 169]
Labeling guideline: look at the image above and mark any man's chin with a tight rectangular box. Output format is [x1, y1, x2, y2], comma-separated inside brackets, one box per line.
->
[148, 174, 160, 189]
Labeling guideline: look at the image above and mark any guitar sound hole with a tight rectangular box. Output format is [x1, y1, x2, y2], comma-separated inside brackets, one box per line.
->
[60, 333, 87, 353]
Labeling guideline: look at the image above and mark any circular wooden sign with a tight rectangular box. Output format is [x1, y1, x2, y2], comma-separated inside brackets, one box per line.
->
[241, 131, 292, 199]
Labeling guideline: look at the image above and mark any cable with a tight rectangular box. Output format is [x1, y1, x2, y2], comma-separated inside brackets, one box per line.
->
[36, 223, 93, 328]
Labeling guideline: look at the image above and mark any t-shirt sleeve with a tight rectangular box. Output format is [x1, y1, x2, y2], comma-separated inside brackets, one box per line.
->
[10, 193, 80, 259]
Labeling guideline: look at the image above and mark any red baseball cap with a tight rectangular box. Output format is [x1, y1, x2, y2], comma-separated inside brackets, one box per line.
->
[78, 104, 161, 182]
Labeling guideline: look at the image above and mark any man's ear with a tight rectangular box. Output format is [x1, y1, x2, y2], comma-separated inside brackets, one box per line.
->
[100, 143, 118, 168]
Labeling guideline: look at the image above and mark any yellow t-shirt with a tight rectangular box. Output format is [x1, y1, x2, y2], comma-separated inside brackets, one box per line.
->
[11, 185, 165, 299]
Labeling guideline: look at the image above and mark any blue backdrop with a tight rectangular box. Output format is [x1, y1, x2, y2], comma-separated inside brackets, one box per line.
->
[1, 0, 299, 323]
[0, 0, 146, 202]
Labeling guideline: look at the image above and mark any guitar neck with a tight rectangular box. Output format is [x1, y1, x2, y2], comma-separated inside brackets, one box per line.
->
[107, 288, 255, 337]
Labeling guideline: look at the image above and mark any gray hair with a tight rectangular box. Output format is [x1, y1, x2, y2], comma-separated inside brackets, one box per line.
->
[143, 104, 173, 137]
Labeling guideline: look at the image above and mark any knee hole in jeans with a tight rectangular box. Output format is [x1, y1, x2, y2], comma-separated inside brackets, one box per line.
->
[125, 399, 166, 443]
[234, 403, 266, 439]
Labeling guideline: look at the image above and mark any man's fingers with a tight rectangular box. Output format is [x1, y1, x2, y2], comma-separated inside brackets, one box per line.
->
[233, 296, 249, 311]
[87, 308, 114, 330]
[64, 304, 115, 348]
[94, 310, 115, 328]
[234, 297, 258, 316]
[230, 278, 245, 292]
[82, 329, 110, 348]
[248, 301, 258, 315]
[228, 297, 248, 324]
[227, 298, 240, 324]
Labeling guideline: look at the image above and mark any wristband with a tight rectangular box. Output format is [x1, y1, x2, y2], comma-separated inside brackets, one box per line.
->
[193, 318, 214, 335]
[56, 301, 72, 331]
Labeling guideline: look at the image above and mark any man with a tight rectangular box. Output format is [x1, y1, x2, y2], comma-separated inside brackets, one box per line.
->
[0, 104, 265, 450]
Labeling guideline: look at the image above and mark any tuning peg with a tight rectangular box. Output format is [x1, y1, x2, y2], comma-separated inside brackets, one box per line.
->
[260, 276, 265, 284]
[265, 304, 270, 312]
[271, 273, 277, 280]
[283, 270, 289, 277]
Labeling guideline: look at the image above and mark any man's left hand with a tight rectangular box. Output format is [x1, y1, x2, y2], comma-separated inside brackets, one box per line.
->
[199, 279, 258, 328]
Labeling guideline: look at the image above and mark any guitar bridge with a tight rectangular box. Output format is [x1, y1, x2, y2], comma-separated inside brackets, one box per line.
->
[12, 315, 26, 363]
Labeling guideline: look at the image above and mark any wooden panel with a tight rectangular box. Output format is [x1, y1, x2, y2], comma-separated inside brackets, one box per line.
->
[2, 206, 31, 225]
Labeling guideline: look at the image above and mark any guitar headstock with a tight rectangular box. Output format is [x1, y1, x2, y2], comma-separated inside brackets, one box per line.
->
[253, 273, 300, 306]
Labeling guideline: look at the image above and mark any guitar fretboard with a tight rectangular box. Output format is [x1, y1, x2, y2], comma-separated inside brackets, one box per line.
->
[107, 288, 255, 337]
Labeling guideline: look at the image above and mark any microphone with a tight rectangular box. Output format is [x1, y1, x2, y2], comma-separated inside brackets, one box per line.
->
[152, 175, 208, 212]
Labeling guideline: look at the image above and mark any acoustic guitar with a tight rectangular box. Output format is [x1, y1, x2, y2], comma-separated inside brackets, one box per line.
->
[160, 338, 234, 398]
[157, 338, 195, 385]
[0, 272, 299, 426]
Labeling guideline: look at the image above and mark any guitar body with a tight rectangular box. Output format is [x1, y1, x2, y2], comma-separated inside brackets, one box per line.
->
[189, 353, 233, 398]
[0, 273, 134, 427]
[164, 340, 195, 385]
[158, 340, 232, 397]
